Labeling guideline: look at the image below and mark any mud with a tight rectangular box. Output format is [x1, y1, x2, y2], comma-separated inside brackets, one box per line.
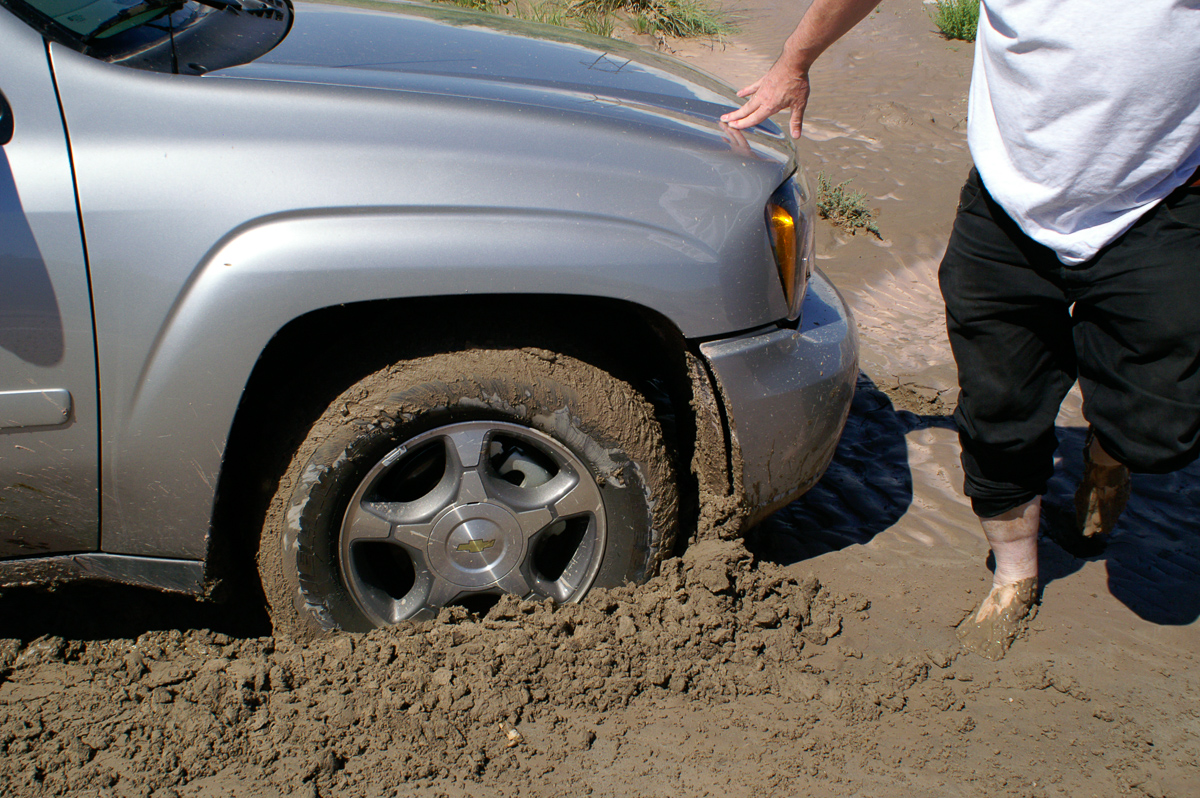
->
[5, 525, 1197, 796]
[955, 577, 1039, 663]
[3, 1, 1200, 796]
[1, 539, 859, 796]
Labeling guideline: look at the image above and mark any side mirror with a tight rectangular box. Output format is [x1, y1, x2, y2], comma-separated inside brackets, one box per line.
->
[0, 90, 13, 145]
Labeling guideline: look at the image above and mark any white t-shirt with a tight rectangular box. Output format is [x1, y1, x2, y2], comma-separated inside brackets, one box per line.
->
[968, 0, 1200, 264]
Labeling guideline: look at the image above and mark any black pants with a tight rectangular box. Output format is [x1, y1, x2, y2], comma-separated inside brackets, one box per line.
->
[939, 169, 1200, 518]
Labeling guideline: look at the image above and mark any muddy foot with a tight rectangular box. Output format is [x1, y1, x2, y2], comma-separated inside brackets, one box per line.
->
[1072, 463, 1129, 545]
[956, 577, 1039, 661]
[1060, 429, 1130, 557]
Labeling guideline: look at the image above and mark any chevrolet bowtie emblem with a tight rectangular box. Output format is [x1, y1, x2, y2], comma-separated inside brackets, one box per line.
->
[456, 539, 496, 554]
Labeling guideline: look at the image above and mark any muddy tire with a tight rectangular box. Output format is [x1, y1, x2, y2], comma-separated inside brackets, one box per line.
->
[258, 347, 678, 638]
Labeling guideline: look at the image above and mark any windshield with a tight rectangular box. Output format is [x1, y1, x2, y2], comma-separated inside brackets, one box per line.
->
[1, 0, 292, 73]
[36, 0, 171, 38]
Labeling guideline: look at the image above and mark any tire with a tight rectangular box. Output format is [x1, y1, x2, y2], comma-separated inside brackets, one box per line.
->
[258, 347, 678, 638]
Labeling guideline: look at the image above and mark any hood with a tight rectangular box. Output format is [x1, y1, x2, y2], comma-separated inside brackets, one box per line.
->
[210, 0, 788, 154]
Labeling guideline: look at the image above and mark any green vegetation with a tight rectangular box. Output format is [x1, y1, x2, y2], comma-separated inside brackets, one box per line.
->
[930, 0, 980, 42]
[630, 12, 656, 34]
[573, 0, 731, 37]
[578, 9, 615, 36]
[432, 0, 733, 39]
[527, 0, 569, 25]
[437, 0, 501, 9]
[816, 173, 881, 239]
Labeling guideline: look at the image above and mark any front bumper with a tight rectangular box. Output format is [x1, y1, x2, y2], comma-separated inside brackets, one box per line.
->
[699, 269, 858, 525]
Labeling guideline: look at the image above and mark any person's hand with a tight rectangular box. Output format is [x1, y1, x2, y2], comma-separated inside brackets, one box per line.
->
[720, 60, 811, 139]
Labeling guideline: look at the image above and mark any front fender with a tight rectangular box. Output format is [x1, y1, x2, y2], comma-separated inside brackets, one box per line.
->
[105, 208, 734, 557]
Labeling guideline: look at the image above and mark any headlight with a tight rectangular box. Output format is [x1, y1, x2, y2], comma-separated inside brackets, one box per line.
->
[766, 175, 814, 321]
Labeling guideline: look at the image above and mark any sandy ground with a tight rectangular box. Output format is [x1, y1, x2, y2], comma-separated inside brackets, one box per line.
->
[3, 2, 1200, 796]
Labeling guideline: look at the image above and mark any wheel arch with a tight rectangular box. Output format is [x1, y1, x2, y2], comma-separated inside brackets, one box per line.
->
[205, 293, 713, 597]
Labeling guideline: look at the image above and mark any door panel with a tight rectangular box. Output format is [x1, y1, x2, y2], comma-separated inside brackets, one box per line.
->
[0, 9, 99, 556]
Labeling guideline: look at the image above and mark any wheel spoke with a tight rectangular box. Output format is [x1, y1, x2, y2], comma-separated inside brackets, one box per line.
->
[342, 502, 392, 543]
[360, 437, 462, 524]
[418, 575, 463, 616]
[445, 427, 489, 469]
[515, 507, 554, 539]
[552, 476, 604, 519]
[494, 568, 534, 599]
[390, 519, 438, 551]
[455, 468, 489, 504]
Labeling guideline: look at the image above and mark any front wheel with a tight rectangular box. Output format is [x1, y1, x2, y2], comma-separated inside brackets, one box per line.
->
[257, 348, 678, 638]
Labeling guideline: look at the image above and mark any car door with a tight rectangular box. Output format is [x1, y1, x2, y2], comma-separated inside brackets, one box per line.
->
[0, 7, 99, 557]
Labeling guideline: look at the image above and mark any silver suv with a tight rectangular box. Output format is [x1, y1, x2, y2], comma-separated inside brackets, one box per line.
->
[0, 0, 857, 636]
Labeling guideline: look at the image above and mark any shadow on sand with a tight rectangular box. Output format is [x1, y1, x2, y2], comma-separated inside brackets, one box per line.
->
[745, 372, 952, 564]
[1042, 428, 1200, 626]
[750, 375, 1200, 627]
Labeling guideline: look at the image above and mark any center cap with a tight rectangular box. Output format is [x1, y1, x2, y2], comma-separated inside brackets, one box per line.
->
[450, 518, 502, 556]
[427, 502, 525, 587]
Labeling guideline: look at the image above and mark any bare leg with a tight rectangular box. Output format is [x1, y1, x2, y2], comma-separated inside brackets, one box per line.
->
[984, 497, 1040, 587]
[956, 498, 1041, 661]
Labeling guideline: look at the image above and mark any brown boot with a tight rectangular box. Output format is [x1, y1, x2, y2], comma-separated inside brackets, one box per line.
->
[1068, 428, 1130, 556]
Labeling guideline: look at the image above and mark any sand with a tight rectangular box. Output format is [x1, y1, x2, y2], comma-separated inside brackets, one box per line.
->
[2, 2, 1199, 796]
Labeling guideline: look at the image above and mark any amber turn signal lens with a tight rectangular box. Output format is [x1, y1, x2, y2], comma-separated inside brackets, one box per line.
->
[767, 202, 797, 310]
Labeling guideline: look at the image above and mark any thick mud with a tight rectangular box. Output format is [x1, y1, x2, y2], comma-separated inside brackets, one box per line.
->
[5, 526, 1196, 796]
[3, 1, 1199, 796]
[1, 539, 860, 796]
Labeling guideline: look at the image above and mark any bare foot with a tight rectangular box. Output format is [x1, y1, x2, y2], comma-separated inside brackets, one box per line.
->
[956, 577, 1039, 661]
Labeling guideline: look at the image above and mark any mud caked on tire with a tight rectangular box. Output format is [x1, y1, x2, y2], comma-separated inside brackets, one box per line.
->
[258, 348, 678, 638]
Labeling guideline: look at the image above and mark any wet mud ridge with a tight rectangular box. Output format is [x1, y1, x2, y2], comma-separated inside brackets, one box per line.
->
[0, 539, 862, 796]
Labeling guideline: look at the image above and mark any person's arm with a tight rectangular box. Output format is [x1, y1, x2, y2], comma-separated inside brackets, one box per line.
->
[720, 0, 882, 139]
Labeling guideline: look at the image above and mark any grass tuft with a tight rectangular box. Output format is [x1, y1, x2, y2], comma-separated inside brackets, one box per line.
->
[578, 10, 615, 36]
[571, 0, 729, 37]
[930, 0, 979, 42]
[816, 173, 881, 239]
[436, 0, 509, 10]
[434, 0, 732, 40]
[527, 0, 569, 25]
[631, 12, 656, 34]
